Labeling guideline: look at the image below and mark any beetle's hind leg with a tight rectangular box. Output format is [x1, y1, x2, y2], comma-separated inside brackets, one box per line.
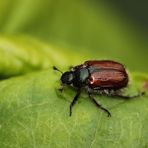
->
[110, 91, 145, 99]
[105, 89, 145, 99]
[88, 93, 111, 117]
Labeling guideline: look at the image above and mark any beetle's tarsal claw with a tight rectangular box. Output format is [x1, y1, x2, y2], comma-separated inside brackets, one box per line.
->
[69, 107, 72, 116]
[107, 112, 112, 117]
[135, 91, 146, 98]
[105, 109, 111, 117]
[69, 111, 72, 116]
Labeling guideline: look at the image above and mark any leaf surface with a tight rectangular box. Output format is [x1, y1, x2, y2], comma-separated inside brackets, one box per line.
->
[0, 37, 147, 148]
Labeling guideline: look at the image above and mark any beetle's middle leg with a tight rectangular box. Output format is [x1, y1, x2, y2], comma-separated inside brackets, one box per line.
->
[88, 93, 111, 117]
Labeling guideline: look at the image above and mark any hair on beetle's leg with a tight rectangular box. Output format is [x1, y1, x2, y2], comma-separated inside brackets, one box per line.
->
[70, 89, 81, 116]
[88, 93, 111, 117]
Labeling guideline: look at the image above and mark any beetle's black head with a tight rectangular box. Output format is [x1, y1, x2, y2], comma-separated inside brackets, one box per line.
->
[61, 71, 74, 85]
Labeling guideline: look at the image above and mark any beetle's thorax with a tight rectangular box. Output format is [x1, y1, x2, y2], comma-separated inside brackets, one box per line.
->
[72, 67, 89, 88]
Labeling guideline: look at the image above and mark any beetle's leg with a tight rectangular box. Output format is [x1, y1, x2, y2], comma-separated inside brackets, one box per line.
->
[109, 91, 145, 99]
[70, 89, 81, 116]
[88, 93, 111, 117]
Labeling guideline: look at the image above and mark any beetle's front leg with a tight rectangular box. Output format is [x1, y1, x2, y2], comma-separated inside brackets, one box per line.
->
[88, 93, 111, 117]
[70, 89, 81, 116]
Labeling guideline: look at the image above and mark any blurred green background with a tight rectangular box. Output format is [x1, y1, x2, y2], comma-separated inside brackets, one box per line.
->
[0, 1, 148, 148]
[0, 0, 148, 77]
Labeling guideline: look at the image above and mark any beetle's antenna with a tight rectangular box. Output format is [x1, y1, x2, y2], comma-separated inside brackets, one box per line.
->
[53, 66, 63, 74]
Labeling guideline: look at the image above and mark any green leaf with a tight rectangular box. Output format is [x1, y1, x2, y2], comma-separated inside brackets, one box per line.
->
[0, 65, 147, 148]
[0, 36, 147, 148]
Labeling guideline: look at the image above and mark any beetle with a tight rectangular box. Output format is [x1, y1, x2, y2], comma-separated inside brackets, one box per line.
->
[53, 60, 144, 117]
